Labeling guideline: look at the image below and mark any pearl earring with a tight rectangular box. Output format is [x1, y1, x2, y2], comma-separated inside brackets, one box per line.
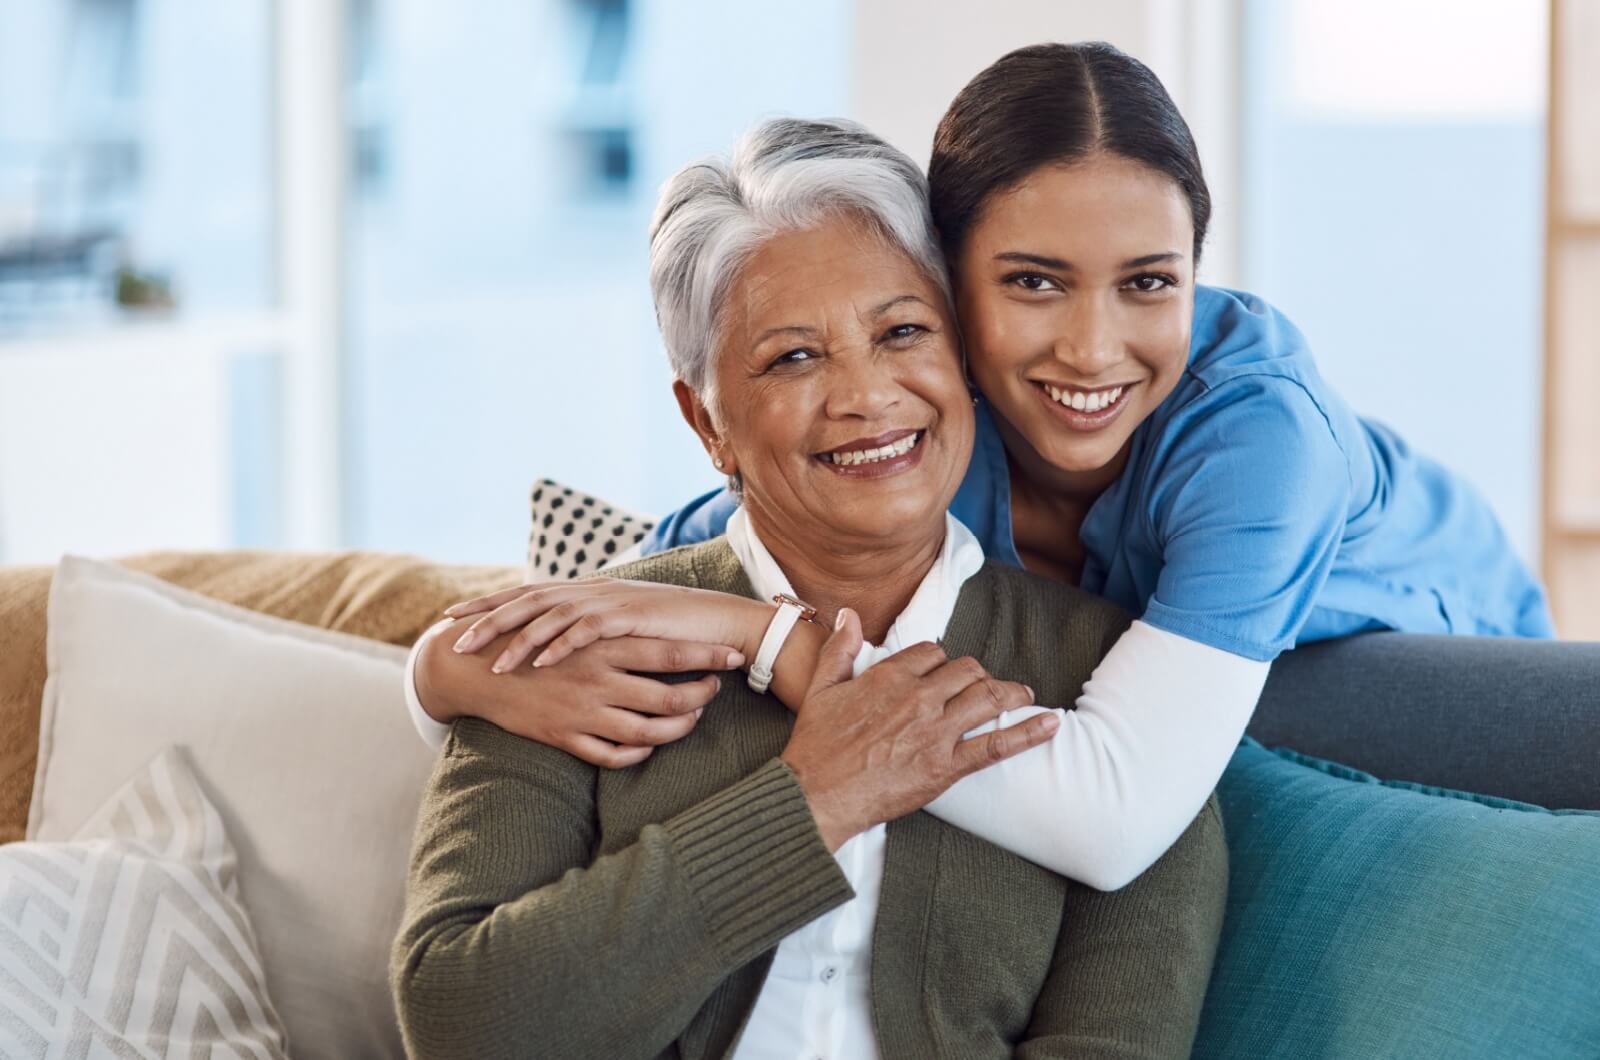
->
[713, 456, 724, 470]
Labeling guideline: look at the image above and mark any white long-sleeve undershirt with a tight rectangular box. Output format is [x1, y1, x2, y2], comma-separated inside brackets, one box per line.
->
[928, 618, 1266, 890]
[403, 525, 1268, 892]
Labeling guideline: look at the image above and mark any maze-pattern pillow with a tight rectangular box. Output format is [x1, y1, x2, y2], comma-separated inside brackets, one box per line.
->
[0, 747, 289, 1057]
[527, 479, 655, 581]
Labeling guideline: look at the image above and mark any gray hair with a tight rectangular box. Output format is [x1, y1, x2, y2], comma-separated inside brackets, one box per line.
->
[648, 117, 951, 408]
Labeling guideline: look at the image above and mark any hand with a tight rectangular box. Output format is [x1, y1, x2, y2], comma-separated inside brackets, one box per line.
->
[417, 623, 746, 768]
[444, 579, 771, 674]
[779, 609, 1057, 850]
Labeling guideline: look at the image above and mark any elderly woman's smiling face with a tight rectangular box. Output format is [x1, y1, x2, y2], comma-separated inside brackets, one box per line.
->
[675, 214, 973, 552]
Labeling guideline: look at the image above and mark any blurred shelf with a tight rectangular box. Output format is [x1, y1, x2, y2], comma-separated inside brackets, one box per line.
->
[0, 312, 287, 362]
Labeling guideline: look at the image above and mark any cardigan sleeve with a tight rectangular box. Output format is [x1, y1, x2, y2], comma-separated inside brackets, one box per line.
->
[391, 717, 852, 1060]
[1015, 794, 1229, 1059]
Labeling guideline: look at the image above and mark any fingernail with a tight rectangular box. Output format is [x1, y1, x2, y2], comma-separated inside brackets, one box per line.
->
[1041, 714, 1060, 733]
[694, 707, 704, 718]
[531, 651, 550, 668]
[834, 608, 849, 631]
[452, 632, 475, 653]
[1024, 685, 1036, 701]
[490, 655, 510, 674]
[727, 650, 745, 668]
[443, 604, 461, 616]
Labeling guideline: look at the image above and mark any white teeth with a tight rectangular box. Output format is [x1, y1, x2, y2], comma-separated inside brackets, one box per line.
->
[826, 431, 921, 466]
[1043, 383, 1126, 414]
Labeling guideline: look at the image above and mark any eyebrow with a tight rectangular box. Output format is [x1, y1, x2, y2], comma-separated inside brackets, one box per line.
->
[994, 250, 1186, 270]
[751, 324, 819, 348]
[869, 293, 932, 316]
[750, 294, 931, 347]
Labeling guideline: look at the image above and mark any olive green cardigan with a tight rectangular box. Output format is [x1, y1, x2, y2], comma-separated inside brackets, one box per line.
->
[392, 540, 1227, 1059]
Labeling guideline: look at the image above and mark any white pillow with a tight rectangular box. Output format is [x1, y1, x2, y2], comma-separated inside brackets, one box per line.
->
[29, 556, 438, 1060]
[1, 746, 289, 1058]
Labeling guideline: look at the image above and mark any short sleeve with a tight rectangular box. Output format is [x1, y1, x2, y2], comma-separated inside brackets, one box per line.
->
[1142, 376, 1350, 661]
[639, 486, 739, 555]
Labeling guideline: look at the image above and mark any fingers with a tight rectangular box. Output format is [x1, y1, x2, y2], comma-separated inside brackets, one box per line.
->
[486, 600, 611, 672]
[525, 607, 635, 668]
[916, 655, 994, 706]
[441, 583, 535, 619]
[453, 591, 558, 654]
[942, 673, 1034, 733]
[881, 640, 950, 678]
[803, 607, 864, 701]
[604, 672, 724, 716]
[562, 733, 656, 770]
[951, 711, 1060, 777]
[593, 638, 746, 674]
[586, 703, 706, 746]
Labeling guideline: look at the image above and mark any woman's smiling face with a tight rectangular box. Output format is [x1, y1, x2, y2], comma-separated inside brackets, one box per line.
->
[955, 153, 1196, 489]
[679, 214, 972, 552]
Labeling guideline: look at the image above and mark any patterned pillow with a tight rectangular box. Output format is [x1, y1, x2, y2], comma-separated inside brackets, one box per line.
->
[527, 478, 655, 580]
[0, 747, 289, 1057]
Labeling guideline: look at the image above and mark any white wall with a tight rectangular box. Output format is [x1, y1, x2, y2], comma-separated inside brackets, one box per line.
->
[849, 0, 1243, 285]
[0, 335, 231, 563]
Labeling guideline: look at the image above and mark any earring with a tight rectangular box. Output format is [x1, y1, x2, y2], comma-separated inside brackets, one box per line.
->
[713, 456, 724, 470]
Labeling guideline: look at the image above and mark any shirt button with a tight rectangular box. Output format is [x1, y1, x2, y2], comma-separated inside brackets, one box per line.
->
[820, 965, 838, 984]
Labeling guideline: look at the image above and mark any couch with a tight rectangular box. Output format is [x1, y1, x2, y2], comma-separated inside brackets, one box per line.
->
[3, 546, 1598, 1059]
[8, 549, 1596, 848]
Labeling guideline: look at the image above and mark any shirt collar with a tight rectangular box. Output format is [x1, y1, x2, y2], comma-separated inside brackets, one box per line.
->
[724, 507, 985, 675]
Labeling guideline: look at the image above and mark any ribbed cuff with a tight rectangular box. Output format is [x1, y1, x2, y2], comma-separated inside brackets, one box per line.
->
[663, 758, 853, 967]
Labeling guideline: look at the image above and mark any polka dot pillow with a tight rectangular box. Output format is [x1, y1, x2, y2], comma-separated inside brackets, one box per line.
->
[527, 479, 657, 580]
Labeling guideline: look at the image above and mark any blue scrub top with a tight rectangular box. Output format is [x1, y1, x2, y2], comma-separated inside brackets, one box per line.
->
[642, 285, 1555, 660]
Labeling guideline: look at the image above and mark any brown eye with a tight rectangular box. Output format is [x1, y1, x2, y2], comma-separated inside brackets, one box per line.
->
[771, 349, 814, 368]
[883, 323, 926, 344]
[1126, 273, 1176, 293]
[1004, 272, 1061, 293]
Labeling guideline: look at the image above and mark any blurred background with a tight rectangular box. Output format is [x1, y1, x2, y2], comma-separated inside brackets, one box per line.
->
[1, 0, 1595, 631]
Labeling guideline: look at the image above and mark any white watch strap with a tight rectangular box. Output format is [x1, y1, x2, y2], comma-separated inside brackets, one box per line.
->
[748, 601, 804, 694]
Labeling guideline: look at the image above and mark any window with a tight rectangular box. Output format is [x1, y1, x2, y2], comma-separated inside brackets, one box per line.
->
[1241, 0, 1547, 563]
[0, 0, 280, 563]
[340, 0, 852, 562]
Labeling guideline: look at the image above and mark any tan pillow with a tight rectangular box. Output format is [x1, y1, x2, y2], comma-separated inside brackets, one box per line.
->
[29, 556, 438, 1060]
[1, 549, 522, 846]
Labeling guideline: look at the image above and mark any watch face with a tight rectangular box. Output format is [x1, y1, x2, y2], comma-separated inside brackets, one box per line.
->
[772, 593, 819, 623]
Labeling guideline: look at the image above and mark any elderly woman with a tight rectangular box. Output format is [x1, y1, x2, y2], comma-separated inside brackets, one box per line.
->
[392, 119, 1226, 1060]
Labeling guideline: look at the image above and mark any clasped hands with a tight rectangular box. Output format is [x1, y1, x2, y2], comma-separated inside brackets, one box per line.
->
[425, 578, 1056, 848]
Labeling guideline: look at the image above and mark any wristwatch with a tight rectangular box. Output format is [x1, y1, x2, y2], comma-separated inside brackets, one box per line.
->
[747, 593, 818, 694]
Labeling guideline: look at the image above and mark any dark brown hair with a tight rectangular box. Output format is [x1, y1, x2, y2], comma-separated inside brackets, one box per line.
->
[928, 41, 1211, 265]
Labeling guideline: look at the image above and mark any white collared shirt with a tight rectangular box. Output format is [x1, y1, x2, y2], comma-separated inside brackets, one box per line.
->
[724, 507, 981, 1060]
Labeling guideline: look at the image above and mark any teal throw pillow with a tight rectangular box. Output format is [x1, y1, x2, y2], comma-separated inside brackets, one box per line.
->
[1194, 738, 1600, 1059]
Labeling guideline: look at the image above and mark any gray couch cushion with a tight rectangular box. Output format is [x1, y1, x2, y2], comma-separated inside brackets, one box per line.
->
[1254, 633, 1600, 810]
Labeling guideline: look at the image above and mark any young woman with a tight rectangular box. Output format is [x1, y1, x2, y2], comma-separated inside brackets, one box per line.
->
[429, 43, 1552, 888]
